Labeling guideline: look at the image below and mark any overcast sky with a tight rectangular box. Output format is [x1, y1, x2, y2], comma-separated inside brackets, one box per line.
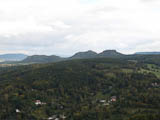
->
[0, 0, 160, 56]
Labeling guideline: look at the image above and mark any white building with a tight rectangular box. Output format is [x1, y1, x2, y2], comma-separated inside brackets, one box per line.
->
[35, 100, 46, 105]
[16, 109, 21, 113]
[100, 100, 106, 103]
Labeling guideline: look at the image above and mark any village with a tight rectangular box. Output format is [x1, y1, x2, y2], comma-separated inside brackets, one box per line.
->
[15, 95, 117, 120]
[99, 96, 117, 106]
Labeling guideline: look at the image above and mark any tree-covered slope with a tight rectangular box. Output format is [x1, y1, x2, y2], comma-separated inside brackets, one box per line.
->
[98, 50, 124, 58]
[22, 55, 64, 63]
[21, 50, 125, 63]
[0, 58, 160, 120]
[70, 50, 98, 59]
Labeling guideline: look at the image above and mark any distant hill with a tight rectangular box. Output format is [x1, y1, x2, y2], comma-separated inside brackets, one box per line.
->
[98, 50, 124, 58]
[70, 50, 98, 59]
[3, 51, 160, 64]
[70, 50, 125, 60]
[0, 54, 27, 62]
[10, 50, 160, 64]
[21, 50, 126, 63]
[22, 55, 63, 63]
[23, 50, 98, 63]
[135, 52, 160, 55]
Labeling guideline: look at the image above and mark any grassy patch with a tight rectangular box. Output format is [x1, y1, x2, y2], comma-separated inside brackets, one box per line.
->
[121, 69, 133, 73]
[139, 64, 160, 78]
[104, 72, 116, 78]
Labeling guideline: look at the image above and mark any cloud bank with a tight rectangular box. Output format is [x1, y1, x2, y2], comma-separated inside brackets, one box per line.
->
[0, 0, 160, 56]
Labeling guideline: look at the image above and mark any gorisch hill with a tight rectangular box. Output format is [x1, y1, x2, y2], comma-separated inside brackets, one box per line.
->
[70, 50, 124, 59]
[70, 50, 98, 59]
[22, 55, 63, 63]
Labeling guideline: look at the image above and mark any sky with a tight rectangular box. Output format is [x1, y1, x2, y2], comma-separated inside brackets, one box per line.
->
[0, 0, 160, 56]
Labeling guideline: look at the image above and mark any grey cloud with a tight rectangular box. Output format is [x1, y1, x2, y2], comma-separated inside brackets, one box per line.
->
[140, 0, 158, 2]
[0, 0, 160, 55]
[90, 6, 118, 14]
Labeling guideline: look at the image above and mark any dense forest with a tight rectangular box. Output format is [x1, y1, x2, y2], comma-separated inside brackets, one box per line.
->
[0, 57, 160, 120]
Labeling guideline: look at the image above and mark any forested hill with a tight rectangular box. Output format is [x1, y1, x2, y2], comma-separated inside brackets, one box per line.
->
[21, 50, 125, 63]
[0, 58, 160, 120]
[21, 50, 160, 64]
[22, 55, 63, 63]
